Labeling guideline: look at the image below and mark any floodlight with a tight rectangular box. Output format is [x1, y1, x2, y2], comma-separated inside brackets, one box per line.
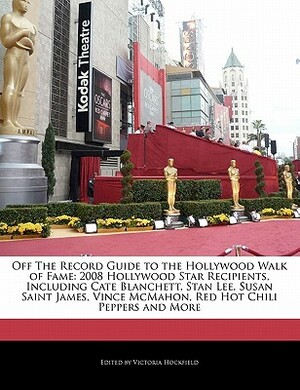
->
[229, 216, 238, 225]
[85, 222, 97, 234]
[154, 220, 165, 230]
[249, 211, 260, 222]
[187, 215, 196, 227]
[198, 218, 208, 227]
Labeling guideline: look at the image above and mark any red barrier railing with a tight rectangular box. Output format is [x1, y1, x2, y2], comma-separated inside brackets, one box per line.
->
[217, 245, 300, 256]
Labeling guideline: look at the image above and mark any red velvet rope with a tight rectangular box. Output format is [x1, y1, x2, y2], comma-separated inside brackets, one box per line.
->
[217, 248, 233, 256]
[281, 247, 300, 256]
[217, 245, 300, 256]
[242, 247, 264, 256]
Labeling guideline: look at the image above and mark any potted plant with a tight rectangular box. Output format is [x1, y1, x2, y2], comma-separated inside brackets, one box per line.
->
[68, 217, 85, 232]
[276, 208, 294, 218]
[260, 208, 276, 219]
[11, 222, 50, 239]
[96, 218, 127, 233]
[207, 213, 230, 226]
[125, 217, 154, 231]
[0, 222, 12, 240]
[47, 215, 73, 228]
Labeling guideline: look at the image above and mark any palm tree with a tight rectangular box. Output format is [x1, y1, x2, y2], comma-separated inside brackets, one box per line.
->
[248, 120, 266, 149]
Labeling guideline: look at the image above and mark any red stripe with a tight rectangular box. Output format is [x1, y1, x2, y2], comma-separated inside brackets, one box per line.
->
[0, 319, 299, 341]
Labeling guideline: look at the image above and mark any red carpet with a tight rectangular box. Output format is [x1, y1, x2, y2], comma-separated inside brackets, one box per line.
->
[1, 220, 300, 256]
[1, 219, 300, 342]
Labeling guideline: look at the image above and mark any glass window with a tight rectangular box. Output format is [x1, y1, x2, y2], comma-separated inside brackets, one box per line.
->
[190, 79, 200, 88]
[172, 112, 182, 118]
[191, 95, 200, 109]
[172, 96, 182, 111]
[192, 111, 201, 117]
[181, 79, 191, 88]
[172, 89, 181, 96]
[51, 0, 71, 137]
[182, 96, 191, 110]
[191, 87, 201, 94]
[171, 81, 181, 90]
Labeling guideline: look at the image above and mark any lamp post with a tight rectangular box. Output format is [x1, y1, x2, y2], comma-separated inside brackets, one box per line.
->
[270, 139, 277, 158]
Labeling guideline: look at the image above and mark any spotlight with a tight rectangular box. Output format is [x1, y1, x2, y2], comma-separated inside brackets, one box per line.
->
[294, 208, 300, 218]
[154, 220, 165, 230]
[165, 216, 174, 229]
[187, 215, 196, 227]
[85, 222, 97, 233]
[249, 211, 260, 222]
[232, 211, 241, 223]
[229, 216, 238, 225]
[198, 218, 208, 227]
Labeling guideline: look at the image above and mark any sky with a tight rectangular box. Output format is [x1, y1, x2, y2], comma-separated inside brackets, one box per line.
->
[162, 0, 300, 157]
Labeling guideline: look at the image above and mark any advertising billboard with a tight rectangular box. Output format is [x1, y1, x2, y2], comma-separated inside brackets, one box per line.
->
[140, 71, 163, 127]
[91, 67, 112, 143]
[180, 20, 197, 69]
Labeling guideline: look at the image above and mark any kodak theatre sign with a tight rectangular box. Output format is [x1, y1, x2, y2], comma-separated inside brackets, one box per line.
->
[76, 1, 92, 132]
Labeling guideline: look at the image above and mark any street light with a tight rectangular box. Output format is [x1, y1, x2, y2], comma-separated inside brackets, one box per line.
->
[270, 139, 277, 158]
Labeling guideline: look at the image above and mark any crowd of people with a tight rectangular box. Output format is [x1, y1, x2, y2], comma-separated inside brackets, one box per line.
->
[133, 121, 267, 156]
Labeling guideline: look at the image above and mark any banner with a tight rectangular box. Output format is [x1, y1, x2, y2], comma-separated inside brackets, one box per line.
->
[91, 68, 112, 143]
[76, 1, 92, 132]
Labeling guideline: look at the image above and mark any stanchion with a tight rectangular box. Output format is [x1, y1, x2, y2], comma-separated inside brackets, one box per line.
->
[234, 245, 242, 256]
[217, 244, 300, 256]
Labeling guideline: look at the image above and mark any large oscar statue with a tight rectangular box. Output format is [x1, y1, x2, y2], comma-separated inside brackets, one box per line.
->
[228, 159, 244, 210]
[163, 158, 184, 229]
[282, 164, 294, 200]
[0, 0, 47, 208]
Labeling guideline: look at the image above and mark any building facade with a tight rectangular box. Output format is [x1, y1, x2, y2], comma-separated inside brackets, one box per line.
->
[222, 49, 251, 145]
[293, 136, 300, 159]
[0, 0, 134, 201]
[166, 65, 230, 141]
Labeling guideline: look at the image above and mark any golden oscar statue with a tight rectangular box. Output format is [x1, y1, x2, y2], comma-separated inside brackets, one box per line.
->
[164, 158, 179, 213]
[0, 0, 37, 135]
[228, 159, 244, 209]
[283, 164, 294, 200]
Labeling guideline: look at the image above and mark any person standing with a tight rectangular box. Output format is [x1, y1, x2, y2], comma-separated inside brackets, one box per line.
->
[252, 146, 262, 155]
[164, 158, 179, 213]
[144, 120, 154, 135]
[87, 172, 97, 204]
[204, 127, 212, 140]
[0, 0, 37, 133]
[196, 127, 204, 137]
[134, 124, 145, 134]
[228, 159, 244, 209]
[167, 121, 176, 129]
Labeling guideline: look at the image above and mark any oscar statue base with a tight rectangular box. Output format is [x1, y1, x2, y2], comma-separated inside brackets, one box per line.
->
[163, 211, 185, 229]
[231, 209, 249, 223]
[0, 125, 37, 137]
[0, 135, 47, 208]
